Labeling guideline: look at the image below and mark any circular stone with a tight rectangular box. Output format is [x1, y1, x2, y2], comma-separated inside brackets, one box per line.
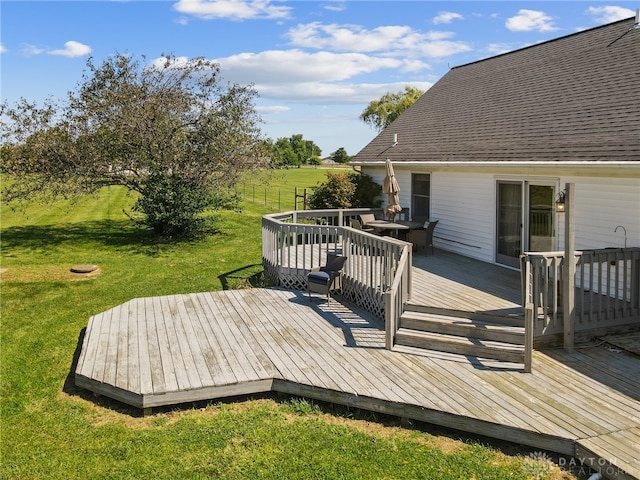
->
[70, 264, 98, 274]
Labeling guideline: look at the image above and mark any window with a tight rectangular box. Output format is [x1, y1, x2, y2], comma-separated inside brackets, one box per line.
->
[411, 174, 430, 222]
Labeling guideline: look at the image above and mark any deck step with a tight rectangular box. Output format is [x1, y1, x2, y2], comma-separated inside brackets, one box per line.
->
[404, 304, 524, 326]
[400, 310, 525, 344]
[395, 308, 526, 364]
[395, 328, 525, 363]
[391, 344, 525, 369]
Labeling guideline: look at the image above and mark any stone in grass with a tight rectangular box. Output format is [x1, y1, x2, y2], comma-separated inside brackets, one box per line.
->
[70, 264, 98, 274]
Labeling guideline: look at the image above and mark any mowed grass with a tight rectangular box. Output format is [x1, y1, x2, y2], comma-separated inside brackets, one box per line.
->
[1, 169, 574, 480]
[238, 165, 351, 211]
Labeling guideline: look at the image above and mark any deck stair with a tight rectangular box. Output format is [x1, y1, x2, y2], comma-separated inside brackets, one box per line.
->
[394, 305, 526, 364]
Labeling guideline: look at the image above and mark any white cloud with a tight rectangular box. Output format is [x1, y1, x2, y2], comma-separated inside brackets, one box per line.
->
[49, 40, 91, 58]
[0, 44, 7, 54]
[286, 22, 470, 58]
[216, 49, 409, 84]
[433, 11, 463, 24]
[255, 80, 434, 105]
[505, 9, 557, 32]
[485, 43, 514, 56]
[587, 6, 635, 24]
[20, 44, 45, 56]
[323, 1, 346, 13]
[188, 48, 435, 105]
[173, 0, 291, 20]
[255, 105, 290, 114]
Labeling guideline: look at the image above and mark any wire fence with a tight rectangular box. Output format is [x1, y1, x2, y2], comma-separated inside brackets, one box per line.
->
[237, 184, 311, 212]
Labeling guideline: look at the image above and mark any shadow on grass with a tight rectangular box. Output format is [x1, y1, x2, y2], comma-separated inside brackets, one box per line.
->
[1, 219, 220, 258]
[218, 264, 272, 290]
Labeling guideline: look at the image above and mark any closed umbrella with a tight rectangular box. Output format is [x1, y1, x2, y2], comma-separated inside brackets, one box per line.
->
[382, 158, 401, 220]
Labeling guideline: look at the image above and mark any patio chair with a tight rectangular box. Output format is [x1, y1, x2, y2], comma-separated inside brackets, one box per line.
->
[350, 218, 375, 233]
[359, 213, 377, 225]
[407, 220, 438, 255]
[307, 254, 348, 302]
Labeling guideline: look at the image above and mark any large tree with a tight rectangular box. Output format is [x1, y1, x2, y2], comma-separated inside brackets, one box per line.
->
[1, 53, 267, 236]
[359, 86, 424, 132]
[330, 147, 350, 164]
[270, 134, 321, 167]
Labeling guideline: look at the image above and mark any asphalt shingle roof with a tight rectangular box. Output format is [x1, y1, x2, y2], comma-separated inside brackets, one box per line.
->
[352, 17, 640, 164]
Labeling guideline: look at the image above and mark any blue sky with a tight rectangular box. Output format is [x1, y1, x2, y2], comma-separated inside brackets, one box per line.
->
[1, 1, 638, 156]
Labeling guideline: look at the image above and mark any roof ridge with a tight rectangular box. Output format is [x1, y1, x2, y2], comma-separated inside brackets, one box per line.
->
[451, 15, 636, 70]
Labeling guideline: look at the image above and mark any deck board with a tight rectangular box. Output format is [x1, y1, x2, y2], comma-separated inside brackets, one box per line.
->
[410, 251, 522, 314]
[190, 293, 239, 386]
[135, 299, 153, 395]
[76, 264, 639, 480]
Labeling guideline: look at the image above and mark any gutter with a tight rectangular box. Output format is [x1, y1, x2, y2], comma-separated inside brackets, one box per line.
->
[349, 160, 640, 169]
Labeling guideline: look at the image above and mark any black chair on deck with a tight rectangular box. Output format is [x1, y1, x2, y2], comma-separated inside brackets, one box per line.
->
[307, 254, 348, 302]
[407, 220, 439, 255]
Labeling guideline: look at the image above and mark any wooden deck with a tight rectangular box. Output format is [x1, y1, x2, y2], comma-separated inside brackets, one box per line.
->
[410, 250, 523, 315]
[76, 252, 640, 479]
[76, 282, 640, 479]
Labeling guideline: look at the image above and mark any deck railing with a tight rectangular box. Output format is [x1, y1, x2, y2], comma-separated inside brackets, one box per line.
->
[521, 247, 640, 343]
[383, 245, 412, 350]
[262, 209, 412, 346]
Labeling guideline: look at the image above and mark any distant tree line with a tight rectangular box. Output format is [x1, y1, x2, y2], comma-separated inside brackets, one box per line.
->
[266, 134, 351, 167]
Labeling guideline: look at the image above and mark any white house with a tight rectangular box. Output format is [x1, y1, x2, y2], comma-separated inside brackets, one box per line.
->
[351, 16, 640, 269]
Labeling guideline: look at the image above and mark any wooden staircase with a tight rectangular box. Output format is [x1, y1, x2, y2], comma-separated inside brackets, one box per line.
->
[393, 305, 527, 365]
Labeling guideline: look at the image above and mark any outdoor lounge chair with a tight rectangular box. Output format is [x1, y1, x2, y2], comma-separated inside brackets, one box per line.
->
[307, 254, 348, 302]
[407, 220, 438, 255]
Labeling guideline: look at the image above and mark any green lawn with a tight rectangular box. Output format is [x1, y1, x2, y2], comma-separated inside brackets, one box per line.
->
[238, 165, 351, 211]
[1, 169, 573, 479]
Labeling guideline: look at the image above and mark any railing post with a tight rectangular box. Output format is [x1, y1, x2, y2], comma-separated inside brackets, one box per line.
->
[384, 291, 393, 350]
[562, 183, 575, 353]
[407, 248, 413, 300]
[632, 253, 640, 311]
[524, 303, 534, 373]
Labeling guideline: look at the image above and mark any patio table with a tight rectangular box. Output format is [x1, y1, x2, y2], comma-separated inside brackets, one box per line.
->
[364, 220, 423, 238]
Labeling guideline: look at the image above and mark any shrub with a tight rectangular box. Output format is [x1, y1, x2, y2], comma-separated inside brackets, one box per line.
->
[308, 172, 354, 209]
[308, 172, 383, 209]
[132, 172, 212, 237]
[348, 172, 383, 208]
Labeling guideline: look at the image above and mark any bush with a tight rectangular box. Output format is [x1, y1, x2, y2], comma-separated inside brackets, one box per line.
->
[308, 172, 383, 209]
[308, 172, 354, 209]
[348, 172, 383, 208]
[132, 172, 212, 237]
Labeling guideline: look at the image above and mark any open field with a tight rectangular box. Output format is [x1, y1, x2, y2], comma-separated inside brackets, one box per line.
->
[1, 169, 574, 479]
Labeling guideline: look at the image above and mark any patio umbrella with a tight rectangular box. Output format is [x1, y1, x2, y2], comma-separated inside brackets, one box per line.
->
[382, 158, 402, 220]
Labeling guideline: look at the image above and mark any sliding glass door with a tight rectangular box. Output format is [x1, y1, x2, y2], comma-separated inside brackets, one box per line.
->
[496, 181, 556, 268]
[496, 182, 522, 268]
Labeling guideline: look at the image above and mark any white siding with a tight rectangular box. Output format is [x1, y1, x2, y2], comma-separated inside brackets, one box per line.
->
[431, 172, 496, 262]
[362, 165, 640, 266]
[558, 176, 640, 250]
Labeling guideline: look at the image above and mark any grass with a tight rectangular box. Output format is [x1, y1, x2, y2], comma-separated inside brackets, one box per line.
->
[237, 165, 351, 211]
[1, 169, 576, 479]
